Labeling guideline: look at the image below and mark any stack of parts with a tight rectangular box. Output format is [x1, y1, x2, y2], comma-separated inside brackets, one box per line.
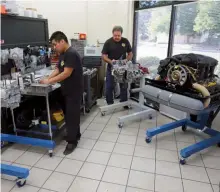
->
[112, 61, 147, 83]
[1, 79, 21, 108]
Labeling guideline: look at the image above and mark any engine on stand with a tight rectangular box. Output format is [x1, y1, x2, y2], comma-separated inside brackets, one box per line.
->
[151, 53, 220, 107]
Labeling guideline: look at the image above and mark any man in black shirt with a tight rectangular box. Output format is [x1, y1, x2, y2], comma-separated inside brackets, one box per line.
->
[40, 31, 83, 155]
[102, 26, 133, 105]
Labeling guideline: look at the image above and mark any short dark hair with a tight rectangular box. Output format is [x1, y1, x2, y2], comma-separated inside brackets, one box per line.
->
[49, 31, 68, 43]
[112, 26, 123, 34]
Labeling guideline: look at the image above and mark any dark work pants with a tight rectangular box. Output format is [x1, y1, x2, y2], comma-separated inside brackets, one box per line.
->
[64, 96, 81, 144]
[105, 69, 128, 105]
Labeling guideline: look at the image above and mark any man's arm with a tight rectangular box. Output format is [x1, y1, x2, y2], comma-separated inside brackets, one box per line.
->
[126, 39, 133, 61]
[48, 67, 73, 84]
[102, 40, 113, 65]
[48, 68, 59, 79]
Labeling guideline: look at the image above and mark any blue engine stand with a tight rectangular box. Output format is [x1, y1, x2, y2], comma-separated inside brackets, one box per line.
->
[146, 108, 220, 165]
[1, 164, 29, 187]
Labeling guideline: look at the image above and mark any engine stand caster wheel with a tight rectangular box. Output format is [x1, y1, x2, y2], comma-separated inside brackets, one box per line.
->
[182, 125, 187, 132]
[49, 150, 53, 157]
[145, 137, 152, 143]
[118, 123, 124, 128]
[85, 108, 90, 113]
[148, 115, 153, 120]
[16, 178, 26, 187]
[180, 158, 186, 165]
[94, 101, 97, 105]
[101, 112, 105, 116]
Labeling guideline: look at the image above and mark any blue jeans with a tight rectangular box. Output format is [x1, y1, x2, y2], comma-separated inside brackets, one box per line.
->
[105, 69, 128, 105]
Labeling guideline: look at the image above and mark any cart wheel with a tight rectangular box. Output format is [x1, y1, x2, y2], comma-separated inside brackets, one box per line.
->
[118, 123, 124, 128]
[49, 152, 53, 157]
[182, 125, 187, 132]
[101, 112, 105, 116]
[180, 158, 186, 165]
[86, 108, 90, 113]
[145, 137, 152, 143]
[94, 101, 97, 105]
[217, 143, 220, 147]
[16, 178, 26, 187]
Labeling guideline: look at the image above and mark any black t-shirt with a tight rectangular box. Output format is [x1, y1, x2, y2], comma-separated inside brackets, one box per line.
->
[102, 37, 132, 60]
[57, 47, 83, 97]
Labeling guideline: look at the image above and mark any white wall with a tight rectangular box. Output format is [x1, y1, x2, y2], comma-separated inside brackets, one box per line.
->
[18, 0, 134, 45]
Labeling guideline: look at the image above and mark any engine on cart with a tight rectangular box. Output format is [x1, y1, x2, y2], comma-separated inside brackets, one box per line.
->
[157, 53, 220, 98]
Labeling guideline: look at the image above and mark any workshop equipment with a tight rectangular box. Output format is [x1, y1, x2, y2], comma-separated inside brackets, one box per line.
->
[143, 84, 220, 165]
[0, 163, 29, 187]
[99, 61, 156, 128]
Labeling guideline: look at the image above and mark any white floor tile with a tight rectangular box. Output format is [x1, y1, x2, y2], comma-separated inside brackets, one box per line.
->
[126, 187, 152, 192]
[156, 160, 181, 178]
[99, 132, 119, 142]
[127, 170, 154, 191]
[157, 140, 177, 151]
[56, 159, 83, 175]
[181, 164, 209, 183]
[121, 128, 139, 136]
[11, 144, 30, 151]
[78, 162, 106, 180]
[157, 131, 176, 141]
[134, 146, 155, 159]
[67, 148, 90, 161]
[185, 153, 204, 167]
[200, 146, 220, 157]
[27, 167, 52, 187]
[34, 155, 63, 171]
[43, 172, 74, 192]
[53, 145, 66, 158]
[155, 175, 183, 192]
[68, 177, 99, 192]
[202, 155, 220, 169]
[182, 179, 213, 192]
[206, 168, 220, 185]
[38, 189, 55, 192]
[104, 125, 121, 134]
[1, 148, 25, 162]
[131, 157, 155, 173]
[94, 141, 115, 152]
[113, 143, 135, 156]
[82, 130, 102, 140]
[138, 128, 147, 138]
[175, 130, 196, 143]
[1, 179, 15, 192]
[108, 153, 132, 169]
[139, 119, 156, 130]
[15, 151, 43, 166]
[86, 150, 111, 165]
[10, 185, 40, 192]
[177, 141, 194, 150]
[27, 146, 48, 154]
[97, 182, 126, 192]
[136, 137, 156, 148]
[93, 116, 110, 124]
[87, 123, 105, 131]
[118, 135, 137, 145]
[212, 185, 219, 192]
[77, 138, 96, 150]
[102, 166, 129, 185]
[156, 149, 178, 163]
[80, 122, 90, 133]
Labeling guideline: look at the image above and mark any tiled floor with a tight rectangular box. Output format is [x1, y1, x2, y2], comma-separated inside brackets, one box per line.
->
[1, 99, 220, 192]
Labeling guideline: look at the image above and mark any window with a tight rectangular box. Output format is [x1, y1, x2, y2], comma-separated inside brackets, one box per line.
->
[139, 0, 173, 9]
[135, 6, 172, 77]
[173, 1, 220, 76]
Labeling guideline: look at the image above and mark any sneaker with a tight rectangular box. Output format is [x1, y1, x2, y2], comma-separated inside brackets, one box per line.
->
[63, 143, 77, 155]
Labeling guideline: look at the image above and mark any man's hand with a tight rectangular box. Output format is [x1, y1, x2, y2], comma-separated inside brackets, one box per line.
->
[111, 59, 116, 65]
[40, 78, 50, 84]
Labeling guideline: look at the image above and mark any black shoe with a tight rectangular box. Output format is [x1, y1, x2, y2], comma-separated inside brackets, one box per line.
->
[63, 143, 77, 155]
[123, 106, 130, 110]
